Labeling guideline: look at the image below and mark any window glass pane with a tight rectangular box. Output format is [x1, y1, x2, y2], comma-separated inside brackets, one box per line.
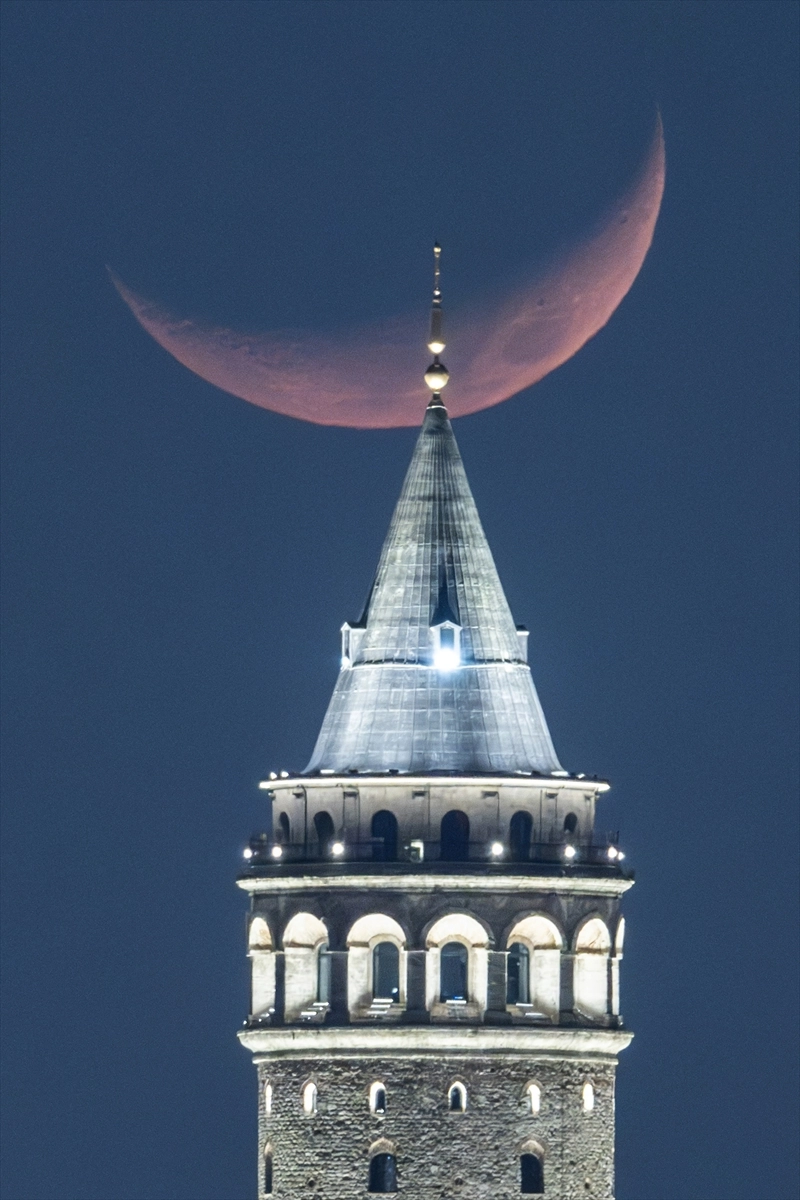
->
[373, 942, 400, 1000]
[440, 942, 468, 1001]
[507, 943, 530, 1004]
[317, 946, 331, 1003]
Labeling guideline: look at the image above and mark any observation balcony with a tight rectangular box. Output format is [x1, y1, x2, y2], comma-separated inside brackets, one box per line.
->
[238, 834, 631, 879]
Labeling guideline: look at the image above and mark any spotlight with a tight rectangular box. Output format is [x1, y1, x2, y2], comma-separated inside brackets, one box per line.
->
[270, 845, 283, 860]
[564, 844, 577, 860]
[490, 842, 504, 857]
[331, 842, 345, 857]
[242, 848, 253, 860]
[607, 846, 618, 860]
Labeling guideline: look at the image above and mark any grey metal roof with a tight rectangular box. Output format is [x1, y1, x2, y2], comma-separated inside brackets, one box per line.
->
[303, 400, 562, 775]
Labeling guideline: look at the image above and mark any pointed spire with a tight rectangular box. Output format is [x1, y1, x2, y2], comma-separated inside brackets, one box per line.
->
[303, 406, 562, 777]
[423, 242, 450, 400]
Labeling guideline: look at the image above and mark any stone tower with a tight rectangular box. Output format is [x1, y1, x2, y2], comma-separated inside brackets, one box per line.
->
[238, 248, 633, 1199]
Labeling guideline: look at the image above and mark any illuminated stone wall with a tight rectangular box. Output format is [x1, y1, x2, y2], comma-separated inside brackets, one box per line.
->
[255, 1054, 617, 1199]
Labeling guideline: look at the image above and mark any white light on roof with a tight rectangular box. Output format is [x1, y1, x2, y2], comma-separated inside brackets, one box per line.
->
[564, 844, 577, 860]
[433, 648, 460, 671]
[617, 851, 625, 861]
[280, 771, 289, 779]
[269, 772, 277, 780]
[490, 842, 504, 857]
[271, 845, 283, 859]
[331, 842, 344, 857]
[243, 847, 253, 860]
[607, 846, 618, 860]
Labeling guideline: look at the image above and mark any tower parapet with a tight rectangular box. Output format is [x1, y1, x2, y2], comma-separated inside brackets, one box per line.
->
[238, 248, 633, 1199]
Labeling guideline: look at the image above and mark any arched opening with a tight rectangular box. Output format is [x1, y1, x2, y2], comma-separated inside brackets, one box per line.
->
[371, 810, 398, 861]
[263, 1144, 273, 1194]
[248, 917, 272, 950]
[282, 912, 329, 1022]
[506, 915, 563, 1018]
[368, 1153, 397, 1193]
[302, 1081, 317, 1115]
[448, 1082, 467, 1111]
[507, 942, 530, 1004]
[520, 1152, 544, 1194]
[263, 1080, 273, 1116]
[372, 942, 400, 1001]
[314, 811, 335, 855]
[317, 943, 331, 1003]
[277, 812, 290, 843]
[509, 811, 532, 862]
[440, 942, 468, 1001]
[563, 812, 578, 835]
[582, 1081, 595, 1112]
[527, 1082, 541, 1114]
[440, 810, 469, 861]
[370, 1082, 387, 1114]
[574, 918, 611, 1020]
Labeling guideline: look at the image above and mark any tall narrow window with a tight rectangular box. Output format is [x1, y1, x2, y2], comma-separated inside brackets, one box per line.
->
[582, 1081, 595, 1112]
[509, 810, 533, 862]
[317, 944, 331, 1003]
[277, 812, 290, 843]
[448, 1082, 467, 1111]
[314, 811, 335, 855]
[263, 1081, 273, 1116]
[371, 810, 398, 861]
[370, 1082, 387, 1114]
[440, 810, 469, 861]
[520, 1153, 544, 1194]
[563, 812, 578, 835]
[372, 942, 400, 1001]
[507, 942, 530, 1005]
[263, 1145, 273, 1194]
[302, 1081, 317, 1115]
[527, 1083, 541, 1115]
[440, 942, 468, 1001]
[368, 1153, 397, 1193]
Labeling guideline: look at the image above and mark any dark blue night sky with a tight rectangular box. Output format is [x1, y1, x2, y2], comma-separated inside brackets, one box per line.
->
[2, 3, 798, 1198]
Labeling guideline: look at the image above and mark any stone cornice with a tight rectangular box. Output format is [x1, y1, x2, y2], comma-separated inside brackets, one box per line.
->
[238, 1024, 633, 1059]
[236, 872, 634, 897]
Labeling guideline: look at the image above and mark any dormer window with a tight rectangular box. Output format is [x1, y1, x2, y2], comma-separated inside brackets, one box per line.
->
[431, 621, 461, 671]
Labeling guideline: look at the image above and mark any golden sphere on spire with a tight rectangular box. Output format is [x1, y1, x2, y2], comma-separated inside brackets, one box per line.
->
[424, 357, 450, 391]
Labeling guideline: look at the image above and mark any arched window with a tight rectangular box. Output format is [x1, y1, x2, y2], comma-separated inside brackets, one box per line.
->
[582, 1081, 595, 1112]
[509, 811, 533, 862]
[373, 942, 400, 1001]
[263, 1080, 273, 1116]
[314, 811, 335, 856]
[368, 1153, 397, 1193]
[371, 810, 398, 861]
[520, 1152, 544, 1194]
[282, 912, 329, 1022]
[370, 1082, 387, 1114]
[263, 1144, 273, 1194]
[527, 1082, 541, 1114]
[563, 812, 578, 835]
[440, 942, 468, 1001]
[277, 812, 290, 843]
[317, 943, 331, 1003]
[302, 1081, 317, 1115]
[440, 810, 469, 861]
[507, 942, 530, 1004]
[448, 1082, 467, 1111]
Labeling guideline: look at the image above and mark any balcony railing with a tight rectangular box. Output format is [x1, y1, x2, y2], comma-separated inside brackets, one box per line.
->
[240, 835, 628, 871]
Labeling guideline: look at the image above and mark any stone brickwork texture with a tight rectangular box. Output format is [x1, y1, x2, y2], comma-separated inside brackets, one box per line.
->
[256, 1055, 616, 1199]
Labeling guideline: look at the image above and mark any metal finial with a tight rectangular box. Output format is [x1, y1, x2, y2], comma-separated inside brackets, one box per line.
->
[424, 241, 449, 398]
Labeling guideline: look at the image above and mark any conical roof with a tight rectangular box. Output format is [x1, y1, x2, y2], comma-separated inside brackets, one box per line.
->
[303, 400, 562, 775]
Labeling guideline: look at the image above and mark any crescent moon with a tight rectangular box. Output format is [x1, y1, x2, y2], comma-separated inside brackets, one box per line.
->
[112, 118, 664, 429]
